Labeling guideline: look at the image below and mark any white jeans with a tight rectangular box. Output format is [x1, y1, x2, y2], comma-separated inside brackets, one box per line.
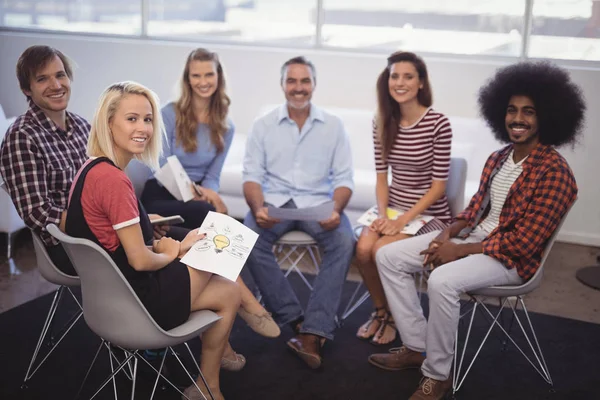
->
[375, 230, 523, 381]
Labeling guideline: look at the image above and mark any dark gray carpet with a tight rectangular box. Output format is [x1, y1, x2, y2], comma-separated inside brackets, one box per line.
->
[1, 274, 599, 400]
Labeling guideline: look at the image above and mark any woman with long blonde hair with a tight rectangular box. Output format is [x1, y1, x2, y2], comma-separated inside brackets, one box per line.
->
[141, 48, 231, 225]
[141, 49, 280, 354]
[66, 81, 238, 399]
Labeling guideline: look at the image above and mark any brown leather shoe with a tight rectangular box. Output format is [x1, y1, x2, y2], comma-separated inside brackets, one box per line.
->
[368, 345, 425, 371]
[286, 333, 324, 369]
[409, 376, 452, 400]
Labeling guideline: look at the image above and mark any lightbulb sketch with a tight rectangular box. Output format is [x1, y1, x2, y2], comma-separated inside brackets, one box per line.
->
[213, 234, 230, 253]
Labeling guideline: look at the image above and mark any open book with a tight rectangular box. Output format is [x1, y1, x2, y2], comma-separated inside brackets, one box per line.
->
[180, 212, 259, 281]
[154, 156, 196, 202]
[357, 205, 434, 235]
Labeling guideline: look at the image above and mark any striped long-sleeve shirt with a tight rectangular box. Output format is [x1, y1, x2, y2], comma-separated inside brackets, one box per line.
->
[373, 107, 453, 224]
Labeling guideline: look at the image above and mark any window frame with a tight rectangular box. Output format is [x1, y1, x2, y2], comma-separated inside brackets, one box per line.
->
[0, 0, 598, 68]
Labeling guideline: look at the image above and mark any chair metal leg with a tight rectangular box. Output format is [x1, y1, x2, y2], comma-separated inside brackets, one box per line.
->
[22, 285, 83, 384]
[108, 342, 119, 400]
[453, 301, 484, 393]
[307, 246, 320, 274]
[453, 296, 553, 394]
[75, 340, 105, 400]
[136, 348, 188, 397]
[22, 286, 62, 384]
[341, 281, 371, 320]
[129, 356, 138, 400]
[88, 348, 135, 400]
[185, 342, 201, 373]
[7, 231, 12, 259]
[170, 347, 215, 400]
[511, 298, 553, 385]
[149, 350, 168, 400]
[283, 246, 313, 290]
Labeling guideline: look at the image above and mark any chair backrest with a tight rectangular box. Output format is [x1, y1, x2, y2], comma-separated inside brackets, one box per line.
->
[31, 231, 80, 287]
[124, 159, 153, 199]
[46, 224, 215, 349]
[446, 157, 467, 218]
[472, 200, 576, 297]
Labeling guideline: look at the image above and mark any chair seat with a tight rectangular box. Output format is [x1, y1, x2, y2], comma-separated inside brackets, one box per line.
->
[276, 231, 317, 245]
[468, 274, 542, 297]
[165, 310, 222, 342]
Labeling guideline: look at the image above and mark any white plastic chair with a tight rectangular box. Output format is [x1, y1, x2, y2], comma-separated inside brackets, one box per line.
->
[341, 157, 468, 320]
[21, 232, 83, 387]
[1, 175, 83, 386]
[47, 224, 222, 400]
[452, 202, 575, 394]
[274, 230, 322, 291]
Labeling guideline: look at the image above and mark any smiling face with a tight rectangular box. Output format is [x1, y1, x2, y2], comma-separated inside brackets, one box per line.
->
[188, 60, 218, 100]
[109, 94, 154, 164]
[505, 95, 539, 146]
[282, 63, 314, 110]
[388, 61, 422, 106]
[23, 55, 71, 114]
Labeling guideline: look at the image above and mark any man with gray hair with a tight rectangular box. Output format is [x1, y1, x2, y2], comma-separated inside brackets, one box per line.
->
[242, 56, 355, 369]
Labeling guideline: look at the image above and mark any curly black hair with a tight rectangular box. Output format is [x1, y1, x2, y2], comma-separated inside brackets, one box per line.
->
[478, 62, 586, 147]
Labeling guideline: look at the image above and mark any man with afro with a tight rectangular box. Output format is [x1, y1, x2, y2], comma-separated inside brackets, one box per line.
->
[367, 62, 584, 400]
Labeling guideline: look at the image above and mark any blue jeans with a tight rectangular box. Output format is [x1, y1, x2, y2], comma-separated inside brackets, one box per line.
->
[243, 201, 355, 340]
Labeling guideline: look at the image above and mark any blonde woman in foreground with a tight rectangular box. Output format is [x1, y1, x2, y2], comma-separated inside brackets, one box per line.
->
[64, 81, 237, 400]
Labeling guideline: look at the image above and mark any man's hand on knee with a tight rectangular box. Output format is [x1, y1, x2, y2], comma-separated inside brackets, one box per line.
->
[318, 210, 340, 231]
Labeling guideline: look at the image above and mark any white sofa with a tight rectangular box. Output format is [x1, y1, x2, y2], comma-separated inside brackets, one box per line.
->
[127, 105, 502, 222]
[219, 105, 503, 221]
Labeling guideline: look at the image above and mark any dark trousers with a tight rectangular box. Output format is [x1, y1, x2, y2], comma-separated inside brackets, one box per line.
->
[46, 243, 77, 276]
[141, 179, 215, 230]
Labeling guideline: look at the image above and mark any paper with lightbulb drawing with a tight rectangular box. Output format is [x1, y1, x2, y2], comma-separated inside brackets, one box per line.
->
[357, 205, 434, 235]
[180, 211, 258, 281]
[154, 156, 195, 202]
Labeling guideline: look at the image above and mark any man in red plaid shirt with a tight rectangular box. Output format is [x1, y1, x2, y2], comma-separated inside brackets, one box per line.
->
[368, 62, 585, 400]
[0, 46, 90, 275]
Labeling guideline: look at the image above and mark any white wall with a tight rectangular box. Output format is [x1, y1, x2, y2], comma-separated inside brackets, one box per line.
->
[1, 31, 599, 246]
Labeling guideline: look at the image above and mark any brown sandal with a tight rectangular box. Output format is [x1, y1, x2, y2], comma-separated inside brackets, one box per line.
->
[370, 311, 398, 346]
[356, 307, 385, 340]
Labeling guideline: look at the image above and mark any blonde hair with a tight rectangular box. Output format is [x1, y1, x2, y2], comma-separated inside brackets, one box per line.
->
[88, 81, 164, 170]
[175, 48, 230, 154]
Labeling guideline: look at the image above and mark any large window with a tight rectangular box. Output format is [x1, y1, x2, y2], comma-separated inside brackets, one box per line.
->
[0, 0, 142, 35]
[528, 0, 600, 60]
[147, 0, 316, 46]
[321, 0, 526, 57]
[1, 0, 599, 61]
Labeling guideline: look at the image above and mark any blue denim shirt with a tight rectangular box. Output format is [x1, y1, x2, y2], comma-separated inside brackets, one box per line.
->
[242, 104, 354, 208]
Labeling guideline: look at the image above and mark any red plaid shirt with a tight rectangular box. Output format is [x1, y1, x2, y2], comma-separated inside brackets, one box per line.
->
[0, 100, 89, 246]
[455, 143, 577, 280]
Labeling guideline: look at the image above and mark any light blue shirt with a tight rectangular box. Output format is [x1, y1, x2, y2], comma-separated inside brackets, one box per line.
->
[158, 103, 234, 191]
[243, 104, 354, 208]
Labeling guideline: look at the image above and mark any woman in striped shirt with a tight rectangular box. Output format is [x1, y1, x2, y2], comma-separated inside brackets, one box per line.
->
[356, 52, 453, 345]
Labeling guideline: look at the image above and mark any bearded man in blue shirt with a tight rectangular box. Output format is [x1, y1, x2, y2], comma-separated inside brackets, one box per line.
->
[242, 56, 355, 369]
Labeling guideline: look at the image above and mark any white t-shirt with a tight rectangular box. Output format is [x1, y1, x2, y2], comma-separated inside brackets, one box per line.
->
[477, 150, 527, 235]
